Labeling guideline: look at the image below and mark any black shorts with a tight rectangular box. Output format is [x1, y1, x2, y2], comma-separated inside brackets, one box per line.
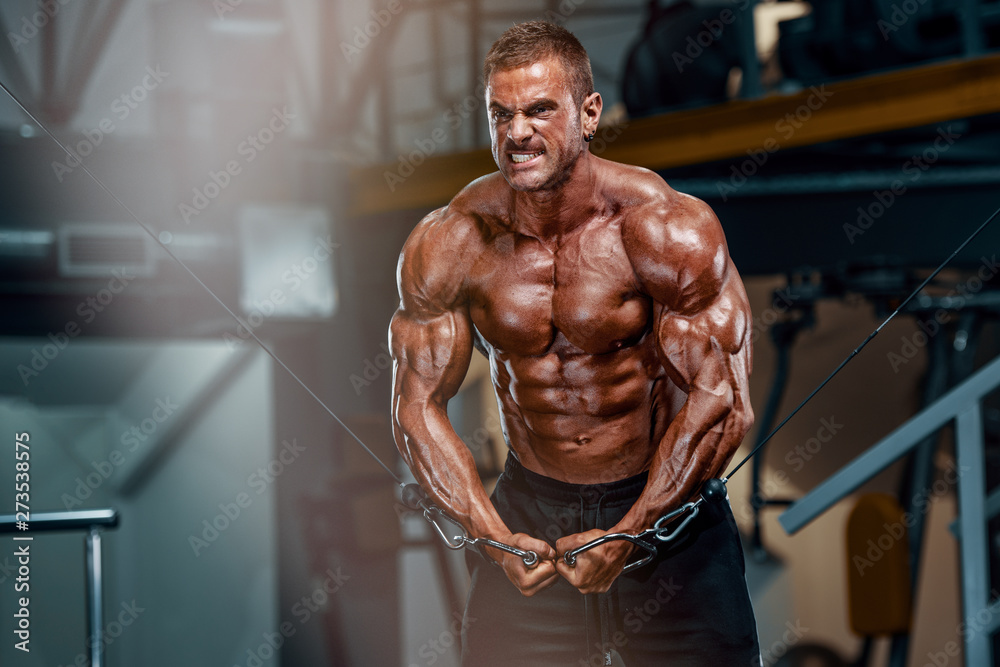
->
[461, 454, 760, 667]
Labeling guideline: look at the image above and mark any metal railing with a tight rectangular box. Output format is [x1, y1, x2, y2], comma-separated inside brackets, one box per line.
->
[0, 509, 119, 667]
[779, 353, 1000, 664]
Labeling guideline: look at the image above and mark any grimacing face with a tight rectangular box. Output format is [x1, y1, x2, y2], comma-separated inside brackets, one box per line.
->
[486, 56, 591, 192]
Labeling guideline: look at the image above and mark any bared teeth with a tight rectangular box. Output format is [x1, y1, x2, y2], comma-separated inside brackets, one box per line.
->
[511, 151, 543, 163]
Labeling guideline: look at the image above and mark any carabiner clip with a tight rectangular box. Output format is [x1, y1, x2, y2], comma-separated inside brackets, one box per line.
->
[651, 501, 700, 543]
[422, 507, 468, 550]
[402, 486, 540, 567]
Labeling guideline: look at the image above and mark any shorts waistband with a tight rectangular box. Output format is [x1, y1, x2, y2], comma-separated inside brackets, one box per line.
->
[500, 452, 649, 507]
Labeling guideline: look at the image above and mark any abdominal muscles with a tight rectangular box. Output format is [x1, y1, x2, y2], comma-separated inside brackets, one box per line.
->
[492, 334, 677, 484]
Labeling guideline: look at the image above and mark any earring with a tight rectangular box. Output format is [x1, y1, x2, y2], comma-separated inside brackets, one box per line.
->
[585, 132, 595, 142]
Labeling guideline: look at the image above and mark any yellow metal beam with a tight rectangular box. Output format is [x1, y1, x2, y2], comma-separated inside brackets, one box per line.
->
[349, 54, 1000, 216]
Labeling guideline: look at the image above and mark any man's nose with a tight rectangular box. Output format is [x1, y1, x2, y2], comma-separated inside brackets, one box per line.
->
[508, 113, 533, 143]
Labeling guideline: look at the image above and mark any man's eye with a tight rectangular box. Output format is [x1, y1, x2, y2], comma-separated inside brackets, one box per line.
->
[532, 107, 550, 114]
[493, 110, 511, 121]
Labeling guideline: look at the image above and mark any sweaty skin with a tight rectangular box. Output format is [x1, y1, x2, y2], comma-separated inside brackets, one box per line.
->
[390, 56, 753, 596]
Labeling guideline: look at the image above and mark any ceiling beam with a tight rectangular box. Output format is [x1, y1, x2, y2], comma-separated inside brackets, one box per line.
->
[348, 53, 1000, 217]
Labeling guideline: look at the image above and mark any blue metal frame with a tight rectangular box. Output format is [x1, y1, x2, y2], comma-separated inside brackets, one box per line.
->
[779, 353, 1000, 662]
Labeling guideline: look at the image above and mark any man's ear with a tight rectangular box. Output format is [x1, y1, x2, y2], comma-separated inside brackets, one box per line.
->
[581, 92, 602, 137]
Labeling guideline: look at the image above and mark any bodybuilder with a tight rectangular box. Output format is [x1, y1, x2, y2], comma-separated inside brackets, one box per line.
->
[390, 21, 759, 666]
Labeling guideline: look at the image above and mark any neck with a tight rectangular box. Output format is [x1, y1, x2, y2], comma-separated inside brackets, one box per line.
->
[511, 152, 599, 240]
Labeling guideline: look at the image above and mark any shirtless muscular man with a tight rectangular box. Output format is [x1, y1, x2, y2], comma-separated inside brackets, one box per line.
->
[390, 20, 759, 666]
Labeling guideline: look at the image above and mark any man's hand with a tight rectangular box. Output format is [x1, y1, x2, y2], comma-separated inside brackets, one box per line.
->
[490, 533, 560, 597]
[554, 529, 634, 594]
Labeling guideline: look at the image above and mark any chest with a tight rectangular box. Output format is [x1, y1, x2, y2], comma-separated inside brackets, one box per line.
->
[467, 223, 652, 355]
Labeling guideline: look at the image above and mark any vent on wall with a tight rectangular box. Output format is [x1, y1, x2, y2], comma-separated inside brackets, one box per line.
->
[57, 223, 156, 278]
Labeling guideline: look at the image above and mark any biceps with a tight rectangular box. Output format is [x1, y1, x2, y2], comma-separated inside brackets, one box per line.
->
[390, 308, 473, 407]
[655, 279, 750, 394]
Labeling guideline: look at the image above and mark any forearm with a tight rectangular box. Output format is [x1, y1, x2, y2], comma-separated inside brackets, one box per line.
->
[621, 267, 754, 533]
[395, 399, 510, 541]
[616, 385, 750, 532]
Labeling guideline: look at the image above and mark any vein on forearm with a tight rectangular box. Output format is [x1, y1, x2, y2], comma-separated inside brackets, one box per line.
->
[391, 308, 507, 539]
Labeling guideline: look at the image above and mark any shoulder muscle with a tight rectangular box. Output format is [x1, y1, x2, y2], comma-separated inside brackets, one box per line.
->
[397, 205, 483, 317]
[621, 187, 729, 315]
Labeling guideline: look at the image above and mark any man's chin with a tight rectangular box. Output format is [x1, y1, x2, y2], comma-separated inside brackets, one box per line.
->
[500, 167, 554, 193]
[505, 179, 544, 193]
